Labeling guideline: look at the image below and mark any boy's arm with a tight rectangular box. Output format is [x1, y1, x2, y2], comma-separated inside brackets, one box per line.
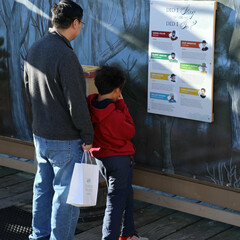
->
[115, 98, 134, 125]
[109, 105, 135, 140]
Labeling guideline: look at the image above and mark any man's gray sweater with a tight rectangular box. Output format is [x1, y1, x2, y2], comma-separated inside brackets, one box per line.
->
[24, 29, 94, 144]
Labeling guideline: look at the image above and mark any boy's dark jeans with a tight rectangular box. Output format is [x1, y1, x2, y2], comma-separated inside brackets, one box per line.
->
[96, 155, 135, 240]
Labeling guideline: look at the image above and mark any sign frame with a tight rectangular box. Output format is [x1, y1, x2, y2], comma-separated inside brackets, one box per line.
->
[147, 1, 217, 123]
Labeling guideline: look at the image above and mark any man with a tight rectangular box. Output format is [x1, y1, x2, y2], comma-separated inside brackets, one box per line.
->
[170, 73, 176, 82]
[201, 63, 207, 73]
[169, 94, 176, 103]
[169, 52, 178, 63]
[24, 1, 94, 239]
[200, 88, 206, 98]
[201, 40, 208, 51]
[170, 30, 178, 41]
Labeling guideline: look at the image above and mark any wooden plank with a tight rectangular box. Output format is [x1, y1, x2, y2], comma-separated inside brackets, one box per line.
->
[0, 190, 33, 209]
[75, 203, 176, 239]
[0, 136, 34, 160]
[75, 216, 103, 234]
[0, 166, 19, 177]
[75, 201, 158, 235]
[133, 204, 175, 228]
[74, 225, 101, 240]
[0, 156, 35, 174]
[133, 167, 240, 211]
[162, 219, 231, 240]
[134, 188, 240, 227]
[0, 179, 33, 199]
[136, 211, 201, 240]
[75, 201, 174, 240]
[132, 200, 151, 210]
[0, 173, 32, 188]
[208, 227, 240, 240]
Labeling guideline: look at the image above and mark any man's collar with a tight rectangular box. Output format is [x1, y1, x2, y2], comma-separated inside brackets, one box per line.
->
[48, 28, 72, 49]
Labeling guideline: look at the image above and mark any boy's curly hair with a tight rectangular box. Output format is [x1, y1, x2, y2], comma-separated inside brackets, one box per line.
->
[94, 66, 126, 95]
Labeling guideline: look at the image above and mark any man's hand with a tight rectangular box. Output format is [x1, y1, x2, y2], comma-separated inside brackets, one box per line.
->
[82, 143, 92, 152]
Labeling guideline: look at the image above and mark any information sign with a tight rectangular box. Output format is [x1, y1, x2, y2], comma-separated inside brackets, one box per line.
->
[148, 1, 217, 122]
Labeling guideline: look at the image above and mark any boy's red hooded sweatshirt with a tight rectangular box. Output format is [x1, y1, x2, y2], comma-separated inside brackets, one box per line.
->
[87, 94, 135, 158]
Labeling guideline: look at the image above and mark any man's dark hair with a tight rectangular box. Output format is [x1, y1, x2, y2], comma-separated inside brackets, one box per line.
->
[51, 0, 83, 29]
[94, 66, 126, 95]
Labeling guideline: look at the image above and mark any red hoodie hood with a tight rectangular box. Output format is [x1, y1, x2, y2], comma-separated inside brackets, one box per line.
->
[87, 94, 116, 123]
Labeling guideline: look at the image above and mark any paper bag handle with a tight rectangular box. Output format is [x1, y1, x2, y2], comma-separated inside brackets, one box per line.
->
[81, 151, 95, 165]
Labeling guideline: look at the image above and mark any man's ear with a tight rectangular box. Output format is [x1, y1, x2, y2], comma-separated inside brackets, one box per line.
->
[72, 19, 79, 30]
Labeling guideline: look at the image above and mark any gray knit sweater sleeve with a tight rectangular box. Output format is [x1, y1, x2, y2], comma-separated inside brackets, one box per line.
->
[58, 52, 94, 144]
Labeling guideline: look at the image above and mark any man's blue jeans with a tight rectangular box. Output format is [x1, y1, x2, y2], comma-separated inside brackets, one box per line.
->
[29, 134, 83, 240]
[96, 155, 135, 240]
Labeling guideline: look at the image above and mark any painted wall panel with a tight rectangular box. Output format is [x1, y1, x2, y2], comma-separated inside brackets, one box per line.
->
[0, 0, 239, 190]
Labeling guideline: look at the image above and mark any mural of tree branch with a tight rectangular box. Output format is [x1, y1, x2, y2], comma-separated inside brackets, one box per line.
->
[31, 0, 52, 40]
[227, 1, 240, 151]
[206, 159, 240, 189]
[0, 0, 33, 140]
[0, 37, 9, 81]
[73, 0, 142, 66]
[0, 36, 12, 136]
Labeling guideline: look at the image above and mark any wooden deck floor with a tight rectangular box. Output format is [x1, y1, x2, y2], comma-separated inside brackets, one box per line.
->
[0, 166, 240, 240]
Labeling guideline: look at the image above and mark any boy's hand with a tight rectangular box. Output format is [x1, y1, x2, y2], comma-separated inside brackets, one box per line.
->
[82, 143, 92, 152]
[118, 93, 123, 100]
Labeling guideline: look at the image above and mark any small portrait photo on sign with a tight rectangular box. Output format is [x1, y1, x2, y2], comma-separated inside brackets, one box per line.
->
[198, 88, 207, 99]
[169, 73, 177, 83]
[199, 63, 207, 73]
[168, 93, 177, 103]
[169, 52, 178, 63]
[199, 40, 209, 51]
[169, 30, 178, 41]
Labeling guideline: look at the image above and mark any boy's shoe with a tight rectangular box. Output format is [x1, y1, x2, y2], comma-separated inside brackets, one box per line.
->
[119, 233, 149, 240]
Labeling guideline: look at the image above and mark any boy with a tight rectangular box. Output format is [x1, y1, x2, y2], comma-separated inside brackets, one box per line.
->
[87, 66, 149, 240]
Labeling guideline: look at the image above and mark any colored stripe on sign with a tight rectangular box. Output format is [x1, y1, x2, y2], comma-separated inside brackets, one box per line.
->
[152, 31, 171, 38]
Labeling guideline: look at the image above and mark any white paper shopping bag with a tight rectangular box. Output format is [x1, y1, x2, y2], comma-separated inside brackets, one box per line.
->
[67, 152, 99, 207]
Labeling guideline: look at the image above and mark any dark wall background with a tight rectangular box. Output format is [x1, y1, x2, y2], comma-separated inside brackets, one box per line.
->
[0, 0, 240, 189]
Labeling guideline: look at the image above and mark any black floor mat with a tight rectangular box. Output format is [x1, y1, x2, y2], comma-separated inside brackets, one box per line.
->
[0, 206, 32, 240]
